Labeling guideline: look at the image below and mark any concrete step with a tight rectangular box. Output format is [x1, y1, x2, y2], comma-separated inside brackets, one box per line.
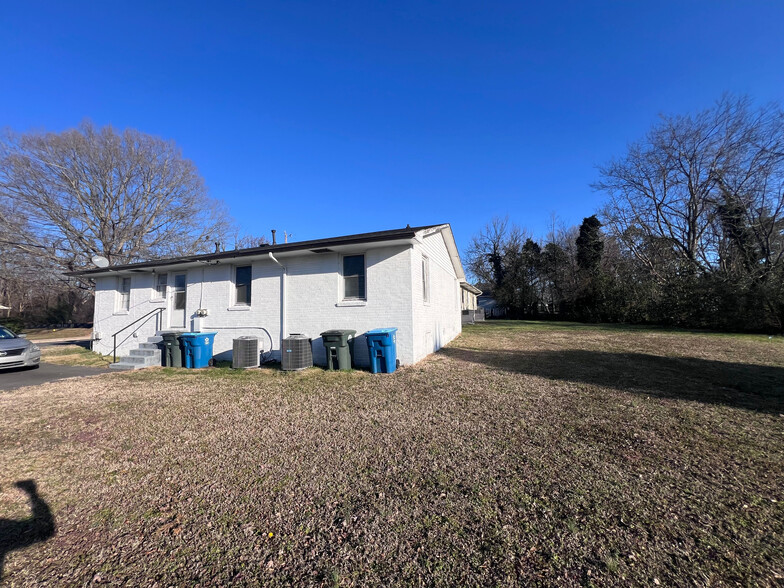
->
[122, 355, 148, 365]
[110, 343, 162, 371]
[109, 362, 141, 370]
[118, 353, 160, 366]
[110, 358, 159, 369]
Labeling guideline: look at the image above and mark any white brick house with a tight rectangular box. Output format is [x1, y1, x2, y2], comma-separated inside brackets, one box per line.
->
[72, 224, 470, 367]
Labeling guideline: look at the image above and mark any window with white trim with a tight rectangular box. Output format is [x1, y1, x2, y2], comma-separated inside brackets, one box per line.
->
[422, 256, 430, 303]
[235, 265, 252, 306]
[118, 277, 131, 311]
[154, 273, 167, 300]
[173, 273, 186, 310]
[342, 255, 366, 300]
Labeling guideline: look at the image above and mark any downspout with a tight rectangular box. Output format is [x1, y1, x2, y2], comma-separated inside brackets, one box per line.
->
[268, 252, 287, 351]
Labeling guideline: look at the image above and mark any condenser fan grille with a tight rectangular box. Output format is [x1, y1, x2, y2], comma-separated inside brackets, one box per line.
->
[232, 336, 260, 369]
[281, 335, 312, 370]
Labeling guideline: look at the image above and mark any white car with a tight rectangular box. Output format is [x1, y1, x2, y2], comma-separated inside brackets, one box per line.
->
[0, 326, 41, 370]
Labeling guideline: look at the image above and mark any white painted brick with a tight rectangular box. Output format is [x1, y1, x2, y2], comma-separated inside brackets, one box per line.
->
[91, 236, 461, 366]
[411, 232, 463, 362]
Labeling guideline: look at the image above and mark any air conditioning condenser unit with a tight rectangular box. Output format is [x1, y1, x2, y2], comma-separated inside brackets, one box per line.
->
[281, 334, 312, 371]
[232, 336, 260, 369]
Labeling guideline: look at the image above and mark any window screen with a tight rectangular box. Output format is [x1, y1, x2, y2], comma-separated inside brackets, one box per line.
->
[235, 266, 252, 305]
[173, 274, 186, 310]
[155, 274, 167, 299]
[343, 255, 365, 299]
[422, 256, 430, 303]
[119, 277, 131, 311]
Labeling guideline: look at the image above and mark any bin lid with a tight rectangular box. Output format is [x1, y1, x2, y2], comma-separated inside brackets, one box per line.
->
[321, 329, 357, 337]
[365, 328, 398, 335]
[179, 331, 217, 337]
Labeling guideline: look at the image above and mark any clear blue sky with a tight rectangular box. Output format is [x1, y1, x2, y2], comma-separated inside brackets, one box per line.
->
[2, 1, 783, 257]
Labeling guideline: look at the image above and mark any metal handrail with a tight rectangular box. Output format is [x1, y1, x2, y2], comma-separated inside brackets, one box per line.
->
[112, 307, 165, 363]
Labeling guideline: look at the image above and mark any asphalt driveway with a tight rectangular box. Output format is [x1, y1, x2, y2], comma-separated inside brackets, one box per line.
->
[0, 363, 109, 391]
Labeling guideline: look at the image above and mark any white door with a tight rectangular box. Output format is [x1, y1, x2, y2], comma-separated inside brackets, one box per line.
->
[170, 273, 187, 328]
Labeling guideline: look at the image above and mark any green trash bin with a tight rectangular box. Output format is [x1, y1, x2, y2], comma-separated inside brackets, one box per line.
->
[320, 329, 356, 370]
[160, 331, 184, 367]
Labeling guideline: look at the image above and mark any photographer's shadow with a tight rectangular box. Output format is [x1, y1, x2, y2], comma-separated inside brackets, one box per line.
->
[0, 480, 55, 579]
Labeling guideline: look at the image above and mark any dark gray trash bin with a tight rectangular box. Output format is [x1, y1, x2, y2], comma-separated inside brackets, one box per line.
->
[160, 331, 183, 367]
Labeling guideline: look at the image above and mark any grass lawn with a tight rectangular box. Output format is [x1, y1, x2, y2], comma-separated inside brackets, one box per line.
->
[22, 327, 93, 341]
[1, 321, 782, 585]
[39, 344, 112, 368]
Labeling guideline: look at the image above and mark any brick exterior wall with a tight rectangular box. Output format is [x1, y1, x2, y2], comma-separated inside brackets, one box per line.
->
[410, 232, 462, 363]
[91, 229, 463, 366]
[93, 244, 421, 366]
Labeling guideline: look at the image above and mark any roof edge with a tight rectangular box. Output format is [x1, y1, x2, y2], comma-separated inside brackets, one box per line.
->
[66, 224, 444, 278]
[460, 282, 482, 295]
[420, 224, 466, 282]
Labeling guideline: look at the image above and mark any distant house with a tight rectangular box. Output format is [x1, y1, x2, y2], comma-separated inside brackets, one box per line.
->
[477, 293, 506, 318]
[69, 224, 469, 368]
[460, 283, 483, 324]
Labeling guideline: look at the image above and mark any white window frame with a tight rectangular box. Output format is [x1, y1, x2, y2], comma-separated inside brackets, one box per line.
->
[169, 272, 188, 327]
[232, 264, 253, 308]
[422, 255, 431, 304]
[116, 276, 131, 314]
[152, 273, 168, 301]
[341, 253, 367, 301]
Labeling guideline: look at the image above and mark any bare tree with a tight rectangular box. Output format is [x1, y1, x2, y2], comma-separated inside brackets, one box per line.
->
[231, 233, 270, 250]
[466, 216, 517, 288]
[466, 216, 541, 316]
[0, 121, 235, 279]
[595, 95, 784, 330]
[595, 96, 784, 277]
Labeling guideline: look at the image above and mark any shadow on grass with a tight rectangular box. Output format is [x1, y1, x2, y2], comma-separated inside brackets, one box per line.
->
[468, 319, 779, 338]
[0, 480, 55, 579]
[442, 347, 784, 414]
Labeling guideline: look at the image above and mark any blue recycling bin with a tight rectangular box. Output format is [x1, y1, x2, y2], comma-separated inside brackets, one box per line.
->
[179, 332, 217, 368]
[364, 328, 398, 374]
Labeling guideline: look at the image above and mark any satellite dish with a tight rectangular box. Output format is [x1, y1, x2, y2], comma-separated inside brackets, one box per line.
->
[91, 255, 110, 268]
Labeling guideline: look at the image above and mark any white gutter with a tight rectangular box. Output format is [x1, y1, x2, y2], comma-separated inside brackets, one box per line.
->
[460, 281, 483, 295]
[268, 252, 287, 350]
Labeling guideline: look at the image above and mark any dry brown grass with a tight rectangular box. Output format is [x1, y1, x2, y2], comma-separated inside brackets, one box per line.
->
[39, 345, 111, 367]
[1, 321, 782, 586]
[23, 328, 92, 341]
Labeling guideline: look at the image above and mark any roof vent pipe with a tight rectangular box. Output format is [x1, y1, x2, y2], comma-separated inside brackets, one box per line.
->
[271, 229, 277, 245]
